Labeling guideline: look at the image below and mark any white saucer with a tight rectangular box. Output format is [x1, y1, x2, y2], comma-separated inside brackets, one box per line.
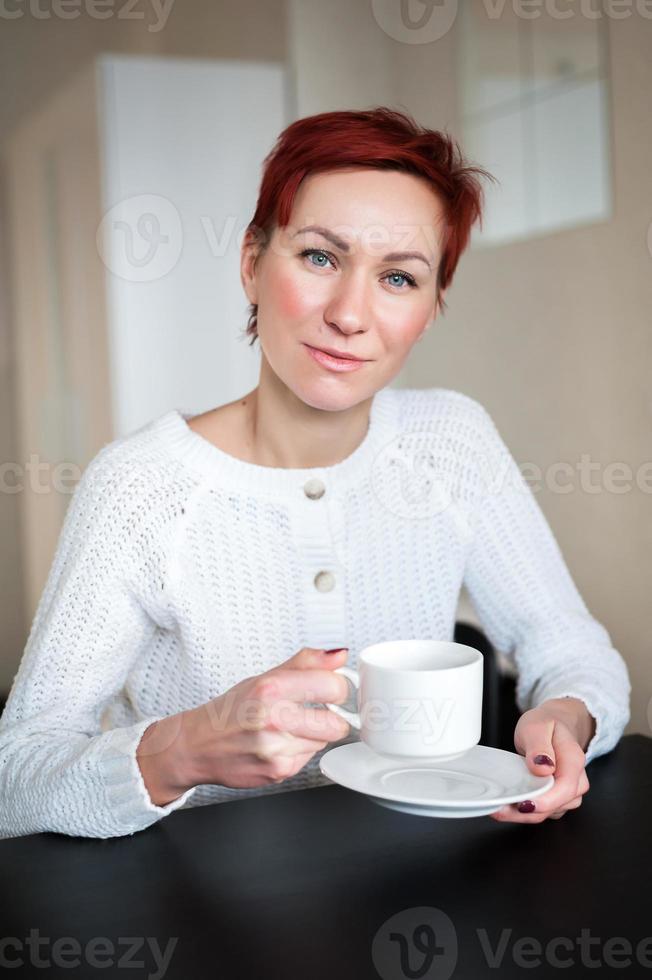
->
[319, 742, 554, 818]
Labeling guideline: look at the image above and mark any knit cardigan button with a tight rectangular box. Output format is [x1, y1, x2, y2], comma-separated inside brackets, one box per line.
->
[303, 478, 326, 500]
[314, 570, 336, 592]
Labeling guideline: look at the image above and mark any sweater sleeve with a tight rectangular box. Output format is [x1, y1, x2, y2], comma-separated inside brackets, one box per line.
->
[0, 445, 197, 839]
[460, 398, 631, 764]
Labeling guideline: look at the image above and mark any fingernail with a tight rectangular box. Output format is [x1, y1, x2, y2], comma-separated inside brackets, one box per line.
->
[517, 800, 536, 813]
[534, 754, 554, 766]
[324, 648, 348, 654]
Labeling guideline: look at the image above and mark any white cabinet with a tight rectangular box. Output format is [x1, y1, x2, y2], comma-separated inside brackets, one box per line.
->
[458, 7, 611, 247]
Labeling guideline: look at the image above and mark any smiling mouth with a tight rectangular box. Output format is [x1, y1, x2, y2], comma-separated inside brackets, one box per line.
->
[305, 344, 368, 362]
[303, 344, 370, 372]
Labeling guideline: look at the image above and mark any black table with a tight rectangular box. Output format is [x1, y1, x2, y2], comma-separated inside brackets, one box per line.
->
[1, 734, 650, 979]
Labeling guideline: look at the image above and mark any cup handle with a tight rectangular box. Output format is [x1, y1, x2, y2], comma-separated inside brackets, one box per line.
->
[326, 666, 361, 729]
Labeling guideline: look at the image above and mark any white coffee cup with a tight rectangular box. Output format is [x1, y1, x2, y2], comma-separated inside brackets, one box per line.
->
[326, 639, 483, 759]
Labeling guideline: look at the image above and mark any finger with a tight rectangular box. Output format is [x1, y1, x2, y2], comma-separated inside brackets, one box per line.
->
[489, 796, 583, 824]
[259, 667, 351, 706]
[275, 734, 329, 756]
[277, 647, 349, 671]
[514, 713, 559, 775]
[267, 703, 350, 742]
[490, 766, 588, 823]
[549, 795, 584, 819]
[489, 805, 549, 824]
[519, 726, 586, 815]
[251, 731, 328, 762]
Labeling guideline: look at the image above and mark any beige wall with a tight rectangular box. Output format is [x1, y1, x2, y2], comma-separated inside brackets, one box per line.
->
[0, 0, 287, 139]
[0, 160, 26, 694]
[399, 15, 652, 739]
[1, 3, 649, 741]
[0, 0, 287, 691]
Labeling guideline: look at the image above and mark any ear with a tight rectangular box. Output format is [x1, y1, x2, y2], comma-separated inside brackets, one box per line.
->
[417, 288, 446, 340]
[240, 229, 262, 305]
[427, 286, 447, 323]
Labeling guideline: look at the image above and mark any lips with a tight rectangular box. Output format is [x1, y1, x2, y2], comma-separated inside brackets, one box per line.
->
[306, 344, 367, 362]
[304, 344, 368, 373]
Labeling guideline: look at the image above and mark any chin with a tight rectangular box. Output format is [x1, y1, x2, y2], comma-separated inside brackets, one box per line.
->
[295, 386, 354, 412]
[300, 378, 381, 415]
[269, 348, 379, 411]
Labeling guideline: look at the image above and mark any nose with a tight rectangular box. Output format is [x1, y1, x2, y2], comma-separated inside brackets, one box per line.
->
[322, 269, 371, 337]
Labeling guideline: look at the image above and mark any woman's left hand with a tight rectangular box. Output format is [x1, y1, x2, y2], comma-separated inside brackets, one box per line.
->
[490, 697, 595, 824]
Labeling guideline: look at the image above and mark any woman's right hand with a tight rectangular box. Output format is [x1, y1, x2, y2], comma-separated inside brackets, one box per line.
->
[137, 647, 351, 805]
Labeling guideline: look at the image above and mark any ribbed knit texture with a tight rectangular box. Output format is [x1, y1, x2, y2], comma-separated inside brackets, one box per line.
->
[0, 387, 630, 838]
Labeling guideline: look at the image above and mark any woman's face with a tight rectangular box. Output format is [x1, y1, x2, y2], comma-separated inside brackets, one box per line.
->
[241, 167, 446, 411]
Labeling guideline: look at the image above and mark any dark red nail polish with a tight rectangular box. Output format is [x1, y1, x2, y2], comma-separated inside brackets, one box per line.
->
[534, 754, 554, 766]
[517, 800, 536, 813]
[324, 648, 348, 654]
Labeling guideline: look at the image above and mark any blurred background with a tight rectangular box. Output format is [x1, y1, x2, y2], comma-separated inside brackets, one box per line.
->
[0, 0, 650, 736]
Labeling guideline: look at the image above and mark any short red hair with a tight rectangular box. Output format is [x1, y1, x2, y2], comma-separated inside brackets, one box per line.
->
[243, 106, 494, 346]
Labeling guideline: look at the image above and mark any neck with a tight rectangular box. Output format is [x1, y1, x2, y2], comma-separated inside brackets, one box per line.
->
[241, 356, 374, 469]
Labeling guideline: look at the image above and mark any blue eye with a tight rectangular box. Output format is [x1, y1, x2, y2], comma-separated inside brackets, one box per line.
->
[301, 248, 334, 269]
[299, 249, 417, 290]
[386, 272, 414, 289]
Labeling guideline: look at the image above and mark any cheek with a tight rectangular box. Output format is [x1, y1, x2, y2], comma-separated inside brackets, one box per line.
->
[389, 309, 430, 347]
[272, 269, 317, 321]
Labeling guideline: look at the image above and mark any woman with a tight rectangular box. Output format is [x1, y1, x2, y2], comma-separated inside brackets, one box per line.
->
[0, 107, 630, 839]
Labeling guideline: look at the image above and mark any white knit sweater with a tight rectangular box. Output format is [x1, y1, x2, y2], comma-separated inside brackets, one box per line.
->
[0, 387, 630, 839]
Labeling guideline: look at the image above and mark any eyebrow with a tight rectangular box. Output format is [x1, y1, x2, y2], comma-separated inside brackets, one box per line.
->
[292, 225, 433, 271]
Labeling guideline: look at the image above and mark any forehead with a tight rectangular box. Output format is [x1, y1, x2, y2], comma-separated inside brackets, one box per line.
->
[288, 168, 445, 254]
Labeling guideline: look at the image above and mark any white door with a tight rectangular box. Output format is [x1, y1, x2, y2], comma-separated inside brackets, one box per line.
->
[7, 54, 289, 618]
[98, 54, 290, 435]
